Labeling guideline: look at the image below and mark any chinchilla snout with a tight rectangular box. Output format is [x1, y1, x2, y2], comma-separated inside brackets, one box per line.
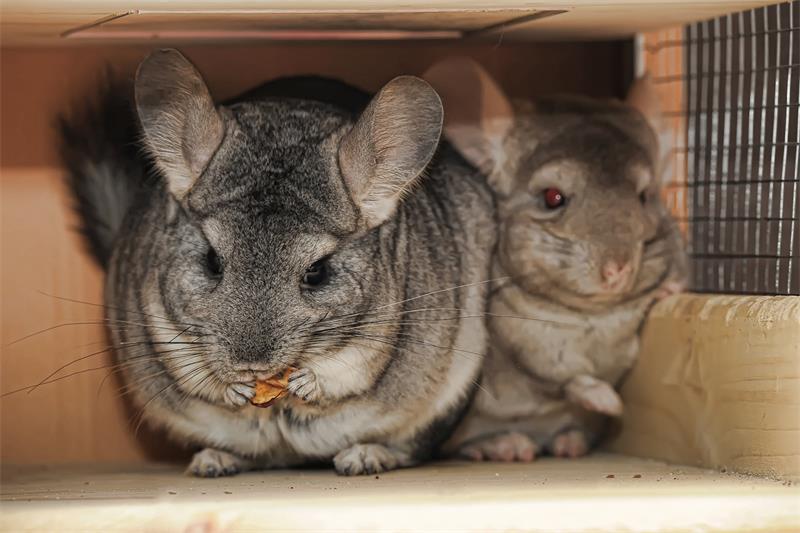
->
[576, 197, 651, 295]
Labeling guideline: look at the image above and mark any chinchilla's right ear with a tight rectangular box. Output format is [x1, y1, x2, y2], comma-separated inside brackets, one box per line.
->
[135, 49, 225, 200]
[424, 57, 514, 194]
[339, 76, 443, 229]
[626, 74, 672, 186]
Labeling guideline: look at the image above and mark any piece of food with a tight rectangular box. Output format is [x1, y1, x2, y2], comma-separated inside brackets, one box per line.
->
[250, 368, 295, 408]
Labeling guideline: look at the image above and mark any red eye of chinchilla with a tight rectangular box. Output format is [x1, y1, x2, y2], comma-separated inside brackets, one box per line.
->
[543, 187, 565, 209]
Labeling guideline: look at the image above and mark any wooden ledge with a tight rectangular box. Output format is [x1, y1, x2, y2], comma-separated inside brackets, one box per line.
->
[608, 294, 800, 480]
[1, 455, 797, 532]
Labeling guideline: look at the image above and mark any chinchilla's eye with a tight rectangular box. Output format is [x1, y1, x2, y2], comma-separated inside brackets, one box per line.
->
[639, 191, 648, 204]
[543, 187, 566, 209]
[301, 258, 330, 289]
[205, 247, 223, 277]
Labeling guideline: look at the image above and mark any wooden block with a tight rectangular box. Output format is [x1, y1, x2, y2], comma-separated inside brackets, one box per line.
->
[608, 294, 800, 480]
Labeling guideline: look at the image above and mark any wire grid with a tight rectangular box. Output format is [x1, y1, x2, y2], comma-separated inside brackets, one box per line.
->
[644, 1, 799, 295]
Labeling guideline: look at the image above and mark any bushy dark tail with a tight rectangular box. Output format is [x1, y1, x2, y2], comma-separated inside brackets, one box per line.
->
[57, 71, 154, 269]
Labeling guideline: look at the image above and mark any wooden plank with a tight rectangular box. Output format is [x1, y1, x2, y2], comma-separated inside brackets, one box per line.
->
[608, 294, 800, 480]
[0, 1, 775, 45]
[1, 455, 798, 532]
[0, 168, 185, 465]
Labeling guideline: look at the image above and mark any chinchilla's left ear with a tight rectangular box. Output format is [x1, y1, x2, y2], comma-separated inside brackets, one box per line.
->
[424, 57, 514, 194]
[135, 48, 225, 200]
[338, 75, 443, 229]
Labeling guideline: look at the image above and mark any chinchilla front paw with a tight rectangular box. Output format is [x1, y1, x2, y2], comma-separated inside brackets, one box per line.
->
[223, 381, 256, 407]
[654, 279, 686, 301]
[333, 444, 411, 476]
[460, 432, 539, 462]
[187, 448, 254, 478]
[565, 375, 623, 417]
[286, 367, 322, 402]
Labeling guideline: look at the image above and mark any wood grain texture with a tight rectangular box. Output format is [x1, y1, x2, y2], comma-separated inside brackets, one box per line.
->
[0, 168, 187, 465]
[0, 43, 625, 465]
[2, 455, 798, 532]
[0, 1, 774, 44]
[608, 294, 800, 480]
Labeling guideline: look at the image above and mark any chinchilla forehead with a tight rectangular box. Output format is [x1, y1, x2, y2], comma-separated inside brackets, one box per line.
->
[520, 120, 653, 186]
[186, 99, 360, 235]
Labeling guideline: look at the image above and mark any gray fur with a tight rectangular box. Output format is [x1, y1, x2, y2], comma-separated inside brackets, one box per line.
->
[62, 50, 496, 475]
[427, 60, 687, 460]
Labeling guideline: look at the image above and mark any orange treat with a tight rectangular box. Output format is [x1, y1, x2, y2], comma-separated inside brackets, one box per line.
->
[250, 368, 295, 408]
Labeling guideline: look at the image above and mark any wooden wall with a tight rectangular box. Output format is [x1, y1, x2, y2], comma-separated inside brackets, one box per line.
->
[0, 41, 627, 465]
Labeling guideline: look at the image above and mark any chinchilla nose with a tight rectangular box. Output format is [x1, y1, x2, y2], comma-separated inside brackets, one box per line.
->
[601, 260, 633, 290]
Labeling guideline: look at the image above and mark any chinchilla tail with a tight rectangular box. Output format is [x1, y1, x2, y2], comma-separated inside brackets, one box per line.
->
[56, 70, 153, 269]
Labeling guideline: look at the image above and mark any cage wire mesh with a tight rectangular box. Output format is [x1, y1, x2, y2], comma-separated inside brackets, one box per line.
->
[642, 1, 799, 295]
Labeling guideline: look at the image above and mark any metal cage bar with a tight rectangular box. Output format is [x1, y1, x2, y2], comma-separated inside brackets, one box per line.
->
[646, 1, 799, 295]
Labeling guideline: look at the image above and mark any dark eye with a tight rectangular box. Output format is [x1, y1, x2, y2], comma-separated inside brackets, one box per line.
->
[302, 258, 330, 289]
[543, 187, 566, 209]
[205, 247, 223, 277]
[639, 191, 648, 204]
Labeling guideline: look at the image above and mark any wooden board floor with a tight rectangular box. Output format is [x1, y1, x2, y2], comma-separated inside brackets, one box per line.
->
[1, 454, 798, 532]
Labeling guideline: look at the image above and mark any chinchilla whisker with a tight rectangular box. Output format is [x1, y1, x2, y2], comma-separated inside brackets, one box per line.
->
[322, 304, 568, 325]
[280, 337, 362, 374]
[111, 368, 173, 399]
[335, 330, 479, 363]
[370, 277, 510, 312]
[323, 307, 575, 327]
[313, 320, 464, 337]
[29, 338, 209, 390]
[72, 328, 202, 350]
[351, 331, 485, 363]
[102, 357, 188, 399]
[36, 290, 209, 330]
[132, 363, 211, 436]
[26, 344, 208, 396]
[342, 337, 496, 402]
[181, 369, 221, 406]
[104, 350, 207, 399]
[6, 317, 207, 348]
[25, 345, 123, 393]
[298, 345, 364, 374]
[0, 354, 168, 399]
[319, 277, 511, 325]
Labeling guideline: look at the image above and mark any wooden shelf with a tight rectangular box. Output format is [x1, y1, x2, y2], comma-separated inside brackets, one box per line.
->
[0, 1, 776, 45]
[0, 455, 800, 531]
[2, 454, 798, 531]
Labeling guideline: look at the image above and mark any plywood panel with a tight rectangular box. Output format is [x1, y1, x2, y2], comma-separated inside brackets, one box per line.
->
[0, 1, 775, 45]
[0, 167, 188, 465]
[608, 294, 800, 479]
[0, 43, 625, 465]
[2, 455, 798, 532]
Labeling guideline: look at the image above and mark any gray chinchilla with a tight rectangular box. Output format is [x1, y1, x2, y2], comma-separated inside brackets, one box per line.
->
[58, 49, 496, 476]
[425, 58, 687, 461]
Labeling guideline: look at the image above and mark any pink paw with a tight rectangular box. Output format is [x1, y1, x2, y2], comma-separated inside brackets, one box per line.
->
[551, 429, 589, 458]
[654, 279, 685, 301]
[565, 376, 623, 417]
[461, 432, 539, 462]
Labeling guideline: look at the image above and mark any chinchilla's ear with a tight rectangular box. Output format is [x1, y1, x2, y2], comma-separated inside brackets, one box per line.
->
[135, 49, 225, 200]
[338, 76, 442, 228]
[424, 57, 514, 192]
[626, 74, 671, 185]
